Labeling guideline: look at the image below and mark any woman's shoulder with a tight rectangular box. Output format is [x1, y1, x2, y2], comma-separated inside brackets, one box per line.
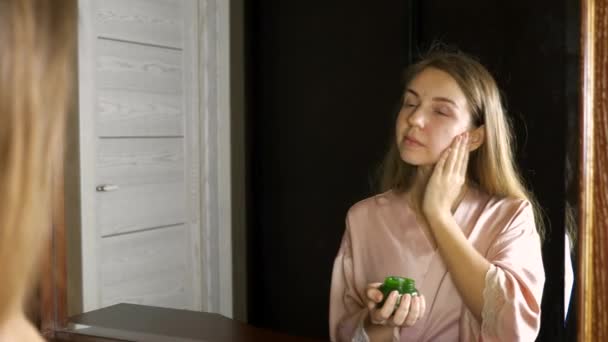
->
[470, 187, 535, 228]
[486, 193, 532, 217]
[466, 188, 539, 245]
[343, 190, 403, 237]
[469, 186, 531, 212]
[345, 190, 401, 221]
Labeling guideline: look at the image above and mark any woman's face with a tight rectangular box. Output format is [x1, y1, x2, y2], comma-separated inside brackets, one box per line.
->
[396, 67, 474, 166]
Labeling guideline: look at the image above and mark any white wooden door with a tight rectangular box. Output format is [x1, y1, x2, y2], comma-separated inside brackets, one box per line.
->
[77, 0, 202, 312]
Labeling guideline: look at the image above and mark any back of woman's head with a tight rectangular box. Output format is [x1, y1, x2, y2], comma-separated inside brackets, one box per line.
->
[0, 0, 75, 320]
[380, 49, 545, 239]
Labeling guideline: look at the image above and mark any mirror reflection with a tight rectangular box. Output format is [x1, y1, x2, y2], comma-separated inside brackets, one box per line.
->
[330, 50, 550, 341]
[56, 0, 579, 341]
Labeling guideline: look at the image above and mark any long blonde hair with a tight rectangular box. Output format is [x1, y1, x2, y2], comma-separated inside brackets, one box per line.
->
[379, 50, 546, 240]
[0, 0, 75, 321]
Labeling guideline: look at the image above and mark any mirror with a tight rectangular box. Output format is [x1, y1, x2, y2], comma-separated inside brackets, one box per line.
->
[41, 0, 608, 341]
[243, 1, 578, 340]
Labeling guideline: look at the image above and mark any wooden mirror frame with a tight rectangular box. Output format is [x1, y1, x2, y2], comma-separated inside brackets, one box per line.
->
[578, 0, 608, 340]
[38, 0, 608, 340]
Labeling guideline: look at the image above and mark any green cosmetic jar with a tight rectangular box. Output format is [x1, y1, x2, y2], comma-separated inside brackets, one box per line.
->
[377, 276, 418, 309]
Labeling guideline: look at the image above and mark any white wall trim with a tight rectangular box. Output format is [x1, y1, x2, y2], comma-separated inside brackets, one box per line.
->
[199, 0, 233, 318]
[216, 0, 233, 318]
[77, 0, 101, 312]
[184, 0, 203, 311]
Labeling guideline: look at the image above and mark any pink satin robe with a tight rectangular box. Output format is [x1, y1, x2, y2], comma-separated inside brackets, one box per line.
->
[329, 187, 545, 341]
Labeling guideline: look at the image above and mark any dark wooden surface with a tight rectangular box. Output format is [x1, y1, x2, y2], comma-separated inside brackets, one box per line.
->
[579, 0, 608, 340]
[51, 303, 325, 342]
[51, 332, 127, 342]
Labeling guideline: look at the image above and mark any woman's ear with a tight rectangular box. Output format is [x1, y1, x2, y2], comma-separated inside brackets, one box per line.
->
[468, 125, 485, 151]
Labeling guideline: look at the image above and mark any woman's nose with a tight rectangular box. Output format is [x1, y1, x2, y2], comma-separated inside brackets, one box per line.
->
[406, 106, 426, 128]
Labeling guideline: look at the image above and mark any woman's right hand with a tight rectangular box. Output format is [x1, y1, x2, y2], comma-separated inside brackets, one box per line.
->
[364, 282, 426, 328]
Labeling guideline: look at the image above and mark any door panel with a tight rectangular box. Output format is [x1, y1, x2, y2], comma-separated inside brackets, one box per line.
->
[100, 223, 193, 307]
[98, 90, 183, 137]
[97, 138, 184, 185]
[95, 0, 183, 49]
[97, 183, 185, 237]
[96, 39, 181, 94]
[76, 0, 200, 312]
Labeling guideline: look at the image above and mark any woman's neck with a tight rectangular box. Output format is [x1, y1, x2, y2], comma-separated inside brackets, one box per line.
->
[407, 165, 433, 213]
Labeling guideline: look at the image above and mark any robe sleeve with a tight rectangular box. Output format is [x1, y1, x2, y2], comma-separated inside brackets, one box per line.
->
[329, 219, 371, 342]
[476, 200, 545, 341]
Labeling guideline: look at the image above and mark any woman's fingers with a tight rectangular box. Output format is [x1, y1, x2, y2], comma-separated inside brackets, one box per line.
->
[451, 133, 469, 174]
[454, 133, 469, 175]
[391, 294, 425, 327]
[459, 134, 470, 176]
[365, 283, 383, 301]
[367, 291, 427, 328]
[444, 136, 460, 173]
[404, 295, 421, 326]
[369, 293, 428, 328]
[365, 283, 383, 310]
[367, 299, 377, 311]
[378, 291, 399, 320]
[435, 146, 451, 174]
[392, 293, 412, 326]
[419, 295, 427, 319]
[369, 290, 399, 324]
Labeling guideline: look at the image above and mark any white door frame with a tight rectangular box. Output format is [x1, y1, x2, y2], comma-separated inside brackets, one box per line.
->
[198, 0, 234, 318]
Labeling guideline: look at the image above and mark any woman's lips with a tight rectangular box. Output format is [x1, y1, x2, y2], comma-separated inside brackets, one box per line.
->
[404, 136, 424, 147]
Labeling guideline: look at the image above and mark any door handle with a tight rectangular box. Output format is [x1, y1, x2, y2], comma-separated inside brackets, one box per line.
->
[96, 184, 119, 192]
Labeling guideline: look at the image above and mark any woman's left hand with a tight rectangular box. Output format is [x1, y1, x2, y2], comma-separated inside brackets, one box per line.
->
[422, 132, 470, 220]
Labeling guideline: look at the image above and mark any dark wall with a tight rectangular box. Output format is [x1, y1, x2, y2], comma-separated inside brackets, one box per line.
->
[246, 1, 410, 338]
[245, 1, 577, 340]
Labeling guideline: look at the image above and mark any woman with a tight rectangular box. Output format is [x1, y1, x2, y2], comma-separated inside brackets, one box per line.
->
[329, 51, 545, 341]
[0, 0, 75, 340]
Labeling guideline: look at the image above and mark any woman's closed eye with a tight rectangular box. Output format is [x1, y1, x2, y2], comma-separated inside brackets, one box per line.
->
[433, 106, 452, 116]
